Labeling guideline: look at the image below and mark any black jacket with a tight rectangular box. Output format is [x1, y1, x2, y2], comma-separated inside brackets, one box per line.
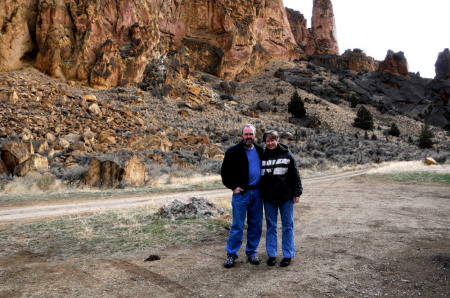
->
[221, 141, 264, 191]
[260, 143, 302, 204]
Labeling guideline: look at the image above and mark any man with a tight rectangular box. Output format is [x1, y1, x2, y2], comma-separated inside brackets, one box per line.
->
[221, 124, 264, 268]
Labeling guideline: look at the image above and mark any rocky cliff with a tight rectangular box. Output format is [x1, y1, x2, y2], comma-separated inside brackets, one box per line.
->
[435, 48, 450, 81]
[1, 0, 350, 90]
[311, 0, 339, 55]
[1, 0, 311, 90]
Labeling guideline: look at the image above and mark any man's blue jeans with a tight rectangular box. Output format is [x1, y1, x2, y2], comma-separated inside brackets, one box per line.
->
[226, 189, 263, 258]
[264, 199, 295, 258]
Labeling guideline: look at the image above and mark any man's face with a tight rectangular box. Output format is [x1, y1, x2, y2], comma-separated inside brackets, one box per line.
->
[241, 127, 255, 148]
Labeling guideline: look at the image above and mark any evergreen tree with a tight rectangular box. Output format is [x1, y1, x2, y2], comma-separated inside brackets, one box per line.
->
[288, 90, 306, 119]
[418, 124, 434, 149]
[388, 122, 400, 137]
[353, 106, 374, 130]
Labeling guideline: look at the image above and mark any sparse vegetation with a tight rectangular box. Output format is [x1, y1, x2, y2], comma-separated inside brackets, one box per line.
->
[365, 172, 450, 185]
[0, 207, 230, 258]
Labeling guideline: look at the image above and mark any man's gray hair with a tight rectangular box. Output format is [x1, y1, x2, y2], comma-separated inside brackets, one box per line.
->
[242, 124, 256, 134]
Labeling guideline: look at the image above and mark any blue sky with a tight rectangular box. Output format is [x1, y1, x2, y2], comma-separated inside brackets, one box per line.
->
[283, 0, 450, 79]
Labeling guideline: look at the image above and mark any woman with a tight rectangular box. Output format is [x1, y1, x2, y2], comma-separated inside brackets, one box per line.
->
[260, 130, 303, 267]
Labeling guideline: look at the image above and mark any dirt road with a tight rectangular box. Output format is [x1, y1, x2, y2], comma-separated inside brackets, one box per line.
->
[0, 170, 449, 297]
[0, 170, 367, 223]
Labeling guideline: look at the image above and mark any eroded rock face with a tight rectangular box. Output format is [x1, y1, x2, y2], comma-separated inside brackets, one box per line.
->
[311, 0, 339, 55]
[0, 0, 38, 71]
[341, 49, 378, 72]
[307, 49, 378, 72]
[35, 0, 161, 85]
[435, 48, 450, 81]
[285, 8, 311, 51]
[157, 0, 303, 80]
[378, 50, 409, 78]
[30, 0, 304, 87]
[1, 0, 352, 87]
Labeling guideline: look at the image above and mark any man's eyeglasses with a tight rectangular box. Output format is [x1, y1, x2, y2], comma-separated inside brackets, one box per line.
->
[243, 133, 254, 136]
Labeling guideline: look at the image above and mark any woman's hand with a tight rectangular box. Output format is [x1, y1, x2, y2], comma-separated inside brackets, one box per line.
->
[293, 197, 300, 203]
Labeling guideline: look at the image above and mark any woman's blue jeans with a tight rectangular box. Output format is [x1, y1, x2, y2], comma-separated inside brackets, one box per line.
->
[264, 199, 295, 258]
[226, 189, 263, 258]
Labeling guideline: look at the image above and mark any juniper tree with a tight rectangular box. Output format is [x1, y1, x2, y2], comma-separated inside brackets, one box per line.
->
[288, 90, 306, 119]
[353, 106, 374, 130]
[388, 122, 400, 137]
[418, 124, 434, 149]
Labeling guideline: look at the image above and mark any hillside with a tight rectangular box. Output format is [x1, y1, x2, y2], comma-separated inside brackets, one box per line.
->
[0, 0, 449, 189]
[0, 58, 449, 189]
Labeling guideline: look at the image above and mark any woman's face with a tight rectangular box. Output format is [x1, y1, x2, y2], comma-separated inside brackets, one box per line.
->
[265, 137, 278, 150]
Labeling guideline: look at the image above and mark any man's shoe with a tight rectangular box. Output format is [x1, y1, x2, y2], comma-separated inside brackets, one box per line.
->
[247, 256, 260, 265]
[267, 257, 276, 266]
[280, 258, 291, 267]
[224, 256, 236, 268]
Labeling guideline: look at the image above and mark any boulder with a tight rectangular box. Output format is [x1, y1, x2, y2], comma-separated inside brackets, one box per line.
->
[424, 157, 438, 166]
[14, 154, 49, 177]
[179, 134, 210, 145]
[46, 133, 57, 145]
[1, 141, 34, 173]
[82, 129, 95, 143]
[88, 103, 102, 116]
[255, 101, 273, 112]
[32, 140, 50, 154]
[158, 197, 228, 220]
[82, 154, 146, 188]
[123, 155, 147, 186]
[194, 144, 224, 158]
[54, 138, 70, 150]
[128, 135, 172, 152]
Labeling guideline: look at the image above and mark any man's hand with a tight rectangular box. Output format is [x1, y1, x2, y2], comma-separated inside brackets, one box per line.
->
[293, 196, 300, 203]
[233, 187, 244, 194]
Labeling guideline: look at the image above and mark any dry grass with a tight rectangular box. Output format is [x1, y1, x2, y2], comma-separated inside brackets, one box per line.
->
[364, 161, 450, 185]
[0, 205, 230, 258]
[0, 173, 224, 206]
[367, 160, 450, 174]
[3, 173, 65, 194]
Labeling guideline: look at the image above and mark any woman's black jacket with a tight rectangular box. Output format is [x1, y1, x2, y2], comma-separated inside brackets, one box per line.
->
[259, 143, 302, 204]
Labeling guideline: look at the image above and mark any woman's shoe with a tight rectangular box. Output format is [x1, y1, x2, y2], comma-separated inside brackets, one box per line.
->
[280, 258, 291, 267]
[267, 257, 276, 266]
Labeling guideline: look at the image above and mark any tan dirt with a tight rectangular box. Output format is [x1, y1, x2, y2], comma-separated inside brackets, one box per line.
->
[0, 171, 449, 297]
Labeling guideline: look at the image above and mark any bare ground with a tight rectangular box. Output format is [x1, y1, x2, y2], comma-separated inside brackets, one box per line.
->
[0, 171, 449, 297]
